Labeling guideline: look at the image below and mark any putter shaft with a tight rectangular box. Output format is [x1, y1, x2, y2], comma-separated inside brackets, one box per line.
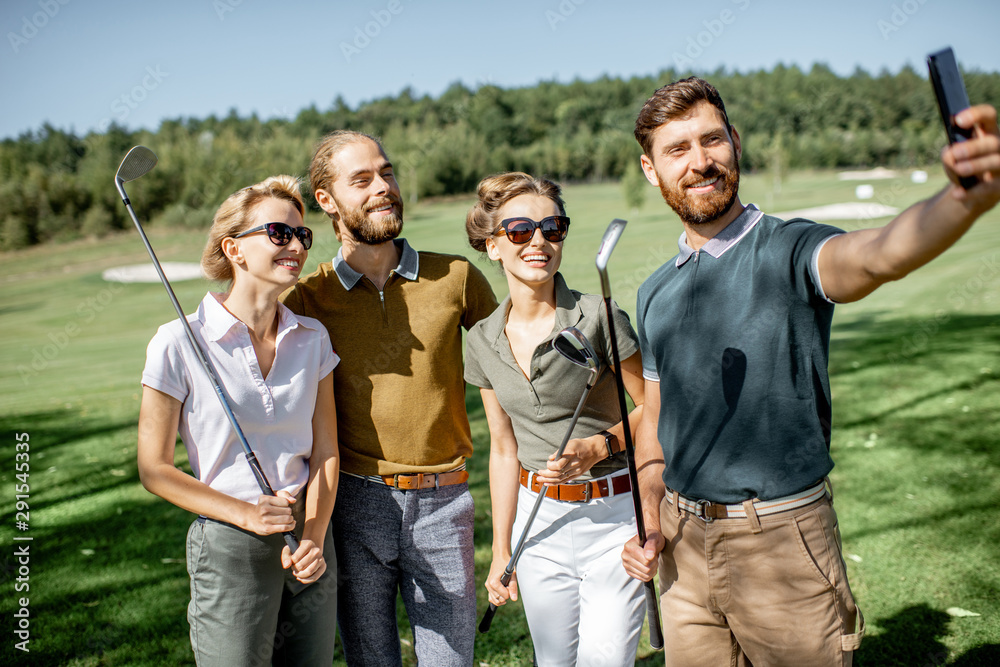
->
[116, 149, 299, 556]
[596, 218, 664, 650]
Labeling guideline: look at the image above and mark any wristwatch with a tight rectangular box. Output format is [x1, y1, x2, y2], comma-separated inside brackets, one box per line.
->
[600, 430, 620, 458]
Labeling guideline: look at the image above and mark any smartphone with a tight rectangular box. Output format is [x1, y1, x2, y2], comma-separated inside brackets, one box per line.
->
[927, 46, 977, 188]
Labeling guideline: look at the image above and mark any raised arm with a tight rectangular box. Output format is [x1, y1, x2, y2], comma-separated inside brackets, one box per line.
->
[819, 104, 1000, 303]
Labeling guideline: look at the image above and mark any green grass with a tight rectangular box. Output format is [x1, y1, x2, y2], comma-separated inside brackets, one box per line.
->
[2, 169, 998, 665]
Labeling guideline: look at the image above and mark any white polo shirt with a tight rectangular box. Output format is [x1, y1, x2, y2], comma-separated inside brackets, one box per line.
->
[142, 292, 339, 503]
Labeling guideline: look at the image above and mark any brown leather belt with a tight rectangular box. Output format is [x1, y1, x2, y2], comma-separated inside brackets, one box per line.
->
[519, 467, 631, 503]
[380, 470, 469, 490]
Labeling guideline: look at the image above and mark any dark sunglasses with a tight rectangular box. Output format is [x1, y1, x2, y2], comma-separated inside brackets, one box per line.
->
[234, 222, 313, 250]
[496, 216, 570, 244]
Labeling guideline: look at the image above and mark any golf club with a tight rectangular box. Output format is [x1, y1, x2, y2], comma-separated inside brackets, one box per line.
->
[478, 326, 601, 634]
[596, 218, 664, 651]
[115, 145, 300, 555]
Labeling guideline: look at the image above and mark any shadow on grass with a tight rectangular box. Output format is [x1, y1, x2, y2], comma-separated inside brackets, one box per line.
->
[831, 311, 998, 371]
[830, 312, 998, 380]
[632, 605, 998, 667]
[0, 405, 195, 665]
[1, 494, 196, 666]
[830, 312, 1000, 465]
[856, 604, 999, 667]
[0, 409, 144, 516]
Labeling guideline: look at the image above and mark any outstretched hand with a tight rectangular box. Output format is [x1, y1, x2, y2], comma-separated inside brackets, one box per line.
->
[942, 104, 1000, 210]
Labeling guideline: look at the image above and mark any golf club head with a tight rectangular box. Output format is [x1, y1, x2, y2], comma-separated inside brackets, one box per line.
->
[552, 326, 600, 385]
[114, 146, 158, 200]
[596, 218, 627, 297]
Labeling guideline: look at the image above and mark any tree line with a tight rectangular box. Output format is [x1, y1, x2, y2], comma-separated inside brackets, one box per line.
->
[3, 63, 999, 250]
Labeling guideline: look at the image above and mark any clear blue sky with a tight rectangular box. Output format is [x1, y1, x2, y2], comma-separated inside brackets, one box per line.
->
[2, 0, 998, 140]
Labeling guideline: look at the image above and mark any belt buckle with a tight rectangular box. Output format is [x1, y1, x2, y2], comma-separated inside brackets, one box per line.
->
[393, 473, 422, 489]
[583, 481, 592, 502]
[694, 499, 714, 523]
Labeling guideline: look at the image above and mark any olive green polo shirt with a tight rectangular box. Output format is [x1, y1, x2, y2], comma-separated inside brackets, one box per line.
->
[281, 239, 498, 476]
[464, 273, 639, 480]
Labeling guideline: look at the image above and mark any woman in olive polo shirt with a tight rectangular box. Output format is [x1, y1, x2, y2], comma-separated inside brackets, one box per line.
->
[464, 172, 646, 666]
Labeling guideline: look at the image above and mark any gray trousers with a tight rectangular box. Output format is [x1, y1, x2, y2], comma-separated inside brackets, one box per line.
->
[333, 473, 476, 667]
[185, 499, 337, 667]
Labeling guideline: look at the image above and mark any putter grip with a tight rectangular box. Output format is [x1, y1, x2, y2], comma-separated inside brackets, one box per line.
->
[479, 603, 498, 633]
[479, 569, 513, 633]
[644, 581, 664, 649]
[283, 531, 300, 553]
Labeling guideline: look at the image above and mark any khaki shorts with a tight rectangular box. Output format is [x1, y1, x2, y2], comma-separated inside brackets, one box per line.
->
[658, 491, 864, 666]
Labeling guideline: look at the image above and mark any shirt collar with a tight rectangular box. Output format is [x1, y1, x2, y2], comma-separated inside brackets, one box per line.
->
[199, 292, 318, 342]
[332, 238, 419, 290]
[484, 272, 583, 352]
[676, 204, 763, 268]
[552, 272, 585, 331]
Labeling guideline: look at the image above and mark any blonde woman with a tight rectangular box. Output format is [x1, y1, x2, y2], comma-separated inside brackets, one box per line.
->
[138, 176, 339, 666]
[464, 172, 646, 666]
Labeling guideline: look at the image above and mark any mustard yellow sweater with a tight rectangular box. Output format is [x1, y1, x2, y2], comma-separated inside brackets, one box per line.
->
[282, 245, 497, 475]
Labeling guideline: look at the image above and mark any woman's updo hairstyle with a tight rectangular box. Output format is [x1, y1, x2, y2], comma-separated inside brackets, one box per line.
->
[465, 172, 565, 254]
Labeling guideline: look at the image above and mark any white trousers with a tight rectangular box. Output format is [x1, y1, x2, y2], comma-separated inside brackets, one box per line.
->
[513, 470, 645, 667]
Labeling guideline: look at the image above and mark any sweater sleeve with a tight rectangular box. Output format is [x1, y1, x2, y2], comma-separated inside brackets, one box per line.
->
[462, 261, 499, 330]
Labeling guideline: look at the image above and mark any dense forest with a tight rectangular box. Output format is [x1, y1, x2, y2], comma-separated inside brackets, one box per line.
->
[3, 63, 999, 250]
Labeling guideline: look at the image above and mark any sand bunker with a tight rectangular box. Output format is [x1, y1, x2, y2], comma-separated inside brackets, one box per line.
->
[772, 202, 900, 221]
[837, 167, 898, 180]
[103, 262, 205, 283]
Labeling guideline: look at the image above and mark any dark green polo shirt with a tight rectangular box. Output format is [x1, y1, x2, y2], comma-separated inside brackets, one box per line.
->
[637, 205, 843, 503]
[465, 273, 639, 480]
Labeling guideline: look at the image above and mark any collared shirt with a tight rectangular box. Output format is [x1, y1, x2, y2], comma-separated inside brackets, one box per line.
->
[637, 207, 844, 503]
[281, 239, 498, 475]
[675, 204, 766, 268]
[464, 273, 639, 479]
[331, 238, 420, 290]
[673, 204, 837, 301]
[142, 292, 338, 502]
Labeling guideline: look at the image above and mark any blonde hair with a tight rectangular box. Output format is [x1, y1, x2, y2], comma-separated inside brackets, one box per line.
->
[465, 172, 566, 253]
[201, 175, 305, 282]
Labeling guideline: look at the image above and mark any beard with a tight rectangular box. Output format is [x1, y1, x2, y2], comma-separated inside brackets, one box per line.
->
[336, 193, 405, 245]
[657, 159, 740, 227]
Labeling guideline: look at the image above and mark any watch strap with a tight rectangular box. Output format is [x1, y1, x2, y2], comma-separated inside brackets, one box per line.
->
[600, 430, 618, 457]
